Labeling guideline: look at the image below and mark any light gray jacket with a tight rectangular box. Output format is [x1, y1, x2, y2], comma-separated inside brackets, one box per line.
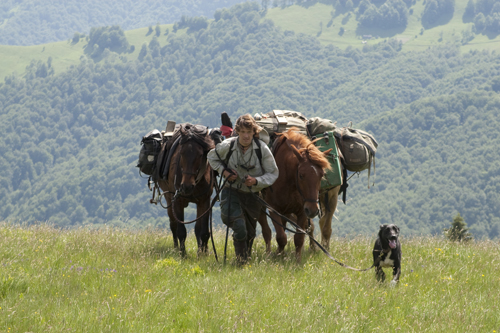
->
[207, 137, 279, 193]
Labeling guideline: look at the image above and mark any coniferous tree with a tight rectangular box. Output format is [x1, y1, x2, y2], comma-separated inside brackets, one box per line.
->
[444, 213, 473, 242]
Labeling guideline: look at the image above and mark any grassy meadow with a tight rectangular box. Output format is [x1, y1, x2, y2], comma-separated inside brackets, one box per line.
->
[0, 223, 499, 332]
[0, 24, 176, 80]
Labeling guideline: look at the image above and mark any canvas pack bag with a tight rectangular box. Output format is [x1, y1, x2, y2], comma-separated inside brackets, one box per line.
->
[333, 126, 378, 186]
[254, 110, 308, 137]
[306, 117, 337, 137]
[136, 129, 163, 176]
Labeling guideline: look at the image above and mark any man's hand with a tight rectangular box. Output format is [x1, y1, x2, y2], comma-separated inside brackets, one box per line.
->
[223, 169, 238, 182]
[244, 175, 257, 187]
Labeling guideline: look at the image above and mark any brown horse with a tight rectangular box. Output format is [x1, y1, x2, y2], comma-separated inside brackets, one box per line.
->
[157, 124, 216, 256]
[261, 128, 332, 261]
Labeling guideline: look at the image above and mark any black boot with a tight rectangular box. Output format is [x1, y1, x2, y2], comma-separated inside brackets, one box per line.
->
[233, 239, 248, 265]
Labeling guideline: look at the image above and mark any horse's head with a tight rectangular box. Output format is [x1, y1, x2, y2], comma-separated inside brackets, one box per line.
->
[177, 124, 214, 196]
[290, 143, 332, 218]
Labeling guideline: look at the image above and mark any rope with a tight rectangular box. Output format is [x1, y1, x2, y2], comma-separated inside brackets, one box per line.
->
[252, 192, 374, 272]
[223, 183, 232, 265]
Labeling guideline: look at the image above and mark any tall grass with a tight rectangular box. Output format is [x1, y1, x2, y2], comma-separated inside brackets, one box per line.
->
[0, 223, 499, 332]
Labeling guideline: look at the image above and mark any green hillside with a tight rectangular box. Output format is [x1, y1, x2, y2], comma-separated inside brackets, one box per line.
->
[337, 91, 500, 238]
[0, 2, 500, 238]
[0, 0, 250, 45]
[0, 25, 176, 81]
[265, 0, 500, 52]
[2, 0, 500, 80]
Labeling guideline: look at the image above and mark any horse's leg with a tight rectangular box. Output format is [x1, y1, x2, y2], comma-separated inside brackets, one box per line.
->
[167, 198, 179, 249]
[195, 199, 211, 256]
[258, 209, 272, 254]
[270, 211, 287, 254]
[293, 212, 307, 263]
[174, 205, 187, 256]
[319, 187, 339, 250]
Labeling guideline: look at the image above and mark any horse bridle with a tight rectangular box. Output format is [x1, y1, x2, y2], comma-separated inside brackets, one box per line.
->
[294, 164, 319, 204]
[173, 143, 209, 196]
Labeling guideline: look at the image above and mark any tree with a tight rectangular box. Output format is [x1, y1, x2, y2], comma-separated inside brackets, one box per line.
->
[87, 25, 130, 57]
[464, 0, 475, 21]
[138, 43, 148, 60]
[72, 32, 81, 44]
[358, 0, 408, 29]
[444, 213, 473, 242]
[421, 0, 455, 28]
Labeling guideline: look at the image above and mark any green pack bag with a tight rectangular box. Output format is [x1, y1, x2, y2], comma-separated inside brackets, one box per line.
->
[314, 131, 343, 190]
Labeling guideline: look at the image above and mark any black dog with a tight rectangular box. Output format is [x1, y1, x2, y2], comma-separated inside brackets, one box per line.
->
[373, 224, 401, 285]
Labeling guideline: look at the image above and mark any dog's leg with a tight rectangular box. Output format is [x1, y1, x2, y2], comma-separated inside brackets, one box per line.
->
[392, 265, 401, 284]
[375, 266, 385, 282]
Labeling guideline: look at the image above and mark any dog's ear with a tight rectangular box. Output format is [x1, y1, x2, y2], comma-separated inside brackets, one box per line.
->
[378, 224, 386, 237]
[395, 225, 400, 235]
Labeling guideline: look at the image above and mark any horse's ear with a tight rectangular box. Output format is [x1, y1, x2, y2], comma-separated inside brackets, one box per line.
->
[290, 144, 304, 162]
[322, 148, 333, 155]
[180, 124, 187, 135]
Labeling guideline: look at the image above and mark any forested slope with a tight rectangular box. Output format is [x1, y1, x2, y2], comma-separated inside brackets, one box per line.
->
[337, 91, 500, 239]
[0, 3, 499, 237]
[0, 0, 249, 45]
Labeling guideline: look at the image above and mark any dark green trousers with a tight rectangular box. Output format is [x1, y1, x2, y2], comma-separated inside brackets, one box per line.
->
[220, 187, 262, 242]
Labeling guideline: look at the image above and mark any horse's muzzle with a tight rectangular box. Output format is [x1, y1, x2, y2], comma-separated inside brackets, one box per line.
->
[179, 183, 195, 196]
[304, 205, 319, 219]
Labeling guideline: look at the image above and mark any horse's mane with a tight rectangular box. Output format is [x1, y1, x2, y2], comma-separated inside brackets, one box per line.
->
[281, 127, 331, 170]
[170, 123, 215, 152]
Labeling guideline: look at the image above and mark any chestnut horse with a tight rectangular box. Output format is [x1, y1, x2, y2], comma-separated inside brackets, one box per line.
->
[157, 124, 215, 256]
[261, 128, 331, 261]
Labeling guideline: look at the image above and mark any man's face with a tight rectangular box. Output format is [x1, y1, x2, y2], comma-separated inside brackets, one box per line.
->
[238, 127, 254, 147]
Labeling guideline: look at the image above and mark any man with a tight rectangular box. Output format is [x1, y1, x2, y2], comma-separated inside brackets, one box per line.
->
[207, 114, 279, 264]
